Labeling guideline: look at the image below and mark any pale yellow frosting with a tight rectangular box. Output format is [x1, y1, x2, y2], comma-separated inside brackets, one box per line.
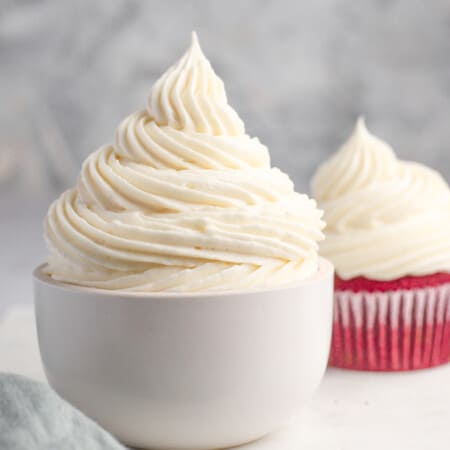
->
[44, 33, 325, 292]
[312, 118, 450, 280]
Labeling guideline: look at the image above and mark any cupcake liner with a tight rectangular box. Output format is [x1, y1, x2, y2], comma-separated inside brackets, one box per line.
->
[330, 283, 450, 371]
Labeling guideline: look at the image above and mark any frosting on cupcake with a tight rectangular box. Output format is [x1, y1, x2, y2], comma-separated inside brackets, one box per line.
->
[312, 117, 450, 280]
[44, 33, 325, 292]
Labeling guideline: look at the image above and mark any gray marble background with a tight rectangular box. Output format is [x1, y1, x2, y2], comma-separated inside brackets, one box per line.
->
[2, 0, 450, 197]
[1, 0, 450, 311]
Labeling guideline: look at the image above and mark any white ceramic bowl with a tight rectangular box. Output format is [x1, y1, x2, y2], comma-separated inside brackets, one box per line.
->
[33, 258, 333, 450]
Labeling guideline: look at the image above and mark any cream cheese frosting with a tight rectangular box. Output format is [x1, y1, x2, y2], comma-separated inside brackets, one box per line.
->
[44, 33, 325, 292]
[312, 117, 450, 280]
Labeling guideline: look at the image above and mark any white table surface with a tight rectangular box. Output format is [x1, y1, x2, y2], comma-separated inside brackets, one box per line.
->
[1, 305, 449, 450]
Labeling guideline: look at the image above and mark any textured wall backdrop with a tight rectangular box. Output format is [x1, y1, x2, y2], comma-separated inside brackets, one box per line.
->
[1, 0, 450, 196]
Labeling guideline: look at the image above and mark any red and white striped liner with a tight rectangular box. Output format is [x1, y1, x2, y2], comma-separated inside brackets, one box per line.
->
[330, 284, 450, 371]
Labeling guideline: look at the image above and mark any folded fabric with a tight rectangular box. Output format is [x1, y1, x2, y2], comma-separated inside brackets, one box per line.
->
[0, 373, 126, 450]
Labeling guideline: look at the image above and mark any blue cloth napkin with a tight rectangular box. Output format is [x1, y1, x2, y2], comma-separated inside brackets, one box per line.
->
[0, 373, 126, 450]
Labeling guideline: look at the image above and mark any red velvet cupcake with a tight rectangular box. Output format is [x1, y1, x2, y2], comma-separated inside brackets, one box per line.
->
[311, 118, 450, 371]
[332, 273, 450, 370]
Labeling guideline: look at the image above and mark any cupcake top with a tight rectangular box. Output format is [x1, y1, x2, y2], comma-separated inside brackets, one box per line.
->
[44, 33, 325, 292]
[312, 117, 450, 281]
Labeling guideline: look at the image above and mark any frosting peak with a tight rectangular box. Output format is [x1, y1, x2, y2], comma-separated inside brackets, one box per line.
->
[312, 117, 397, 202]
[147, 32, 244, 136]
[347, 117, 396, 164]
[352, 116, 371, 138]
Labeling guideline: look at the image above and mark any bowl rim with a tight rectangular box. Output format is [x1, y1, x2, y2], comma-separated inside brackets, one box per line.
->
[33, 257, 334, 299]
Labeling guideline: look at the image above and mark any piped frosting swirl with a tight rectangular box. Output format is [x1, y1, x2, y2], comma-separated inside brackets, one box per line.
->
[44, 33, 325, 291]
[312, 118, 450, 280]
